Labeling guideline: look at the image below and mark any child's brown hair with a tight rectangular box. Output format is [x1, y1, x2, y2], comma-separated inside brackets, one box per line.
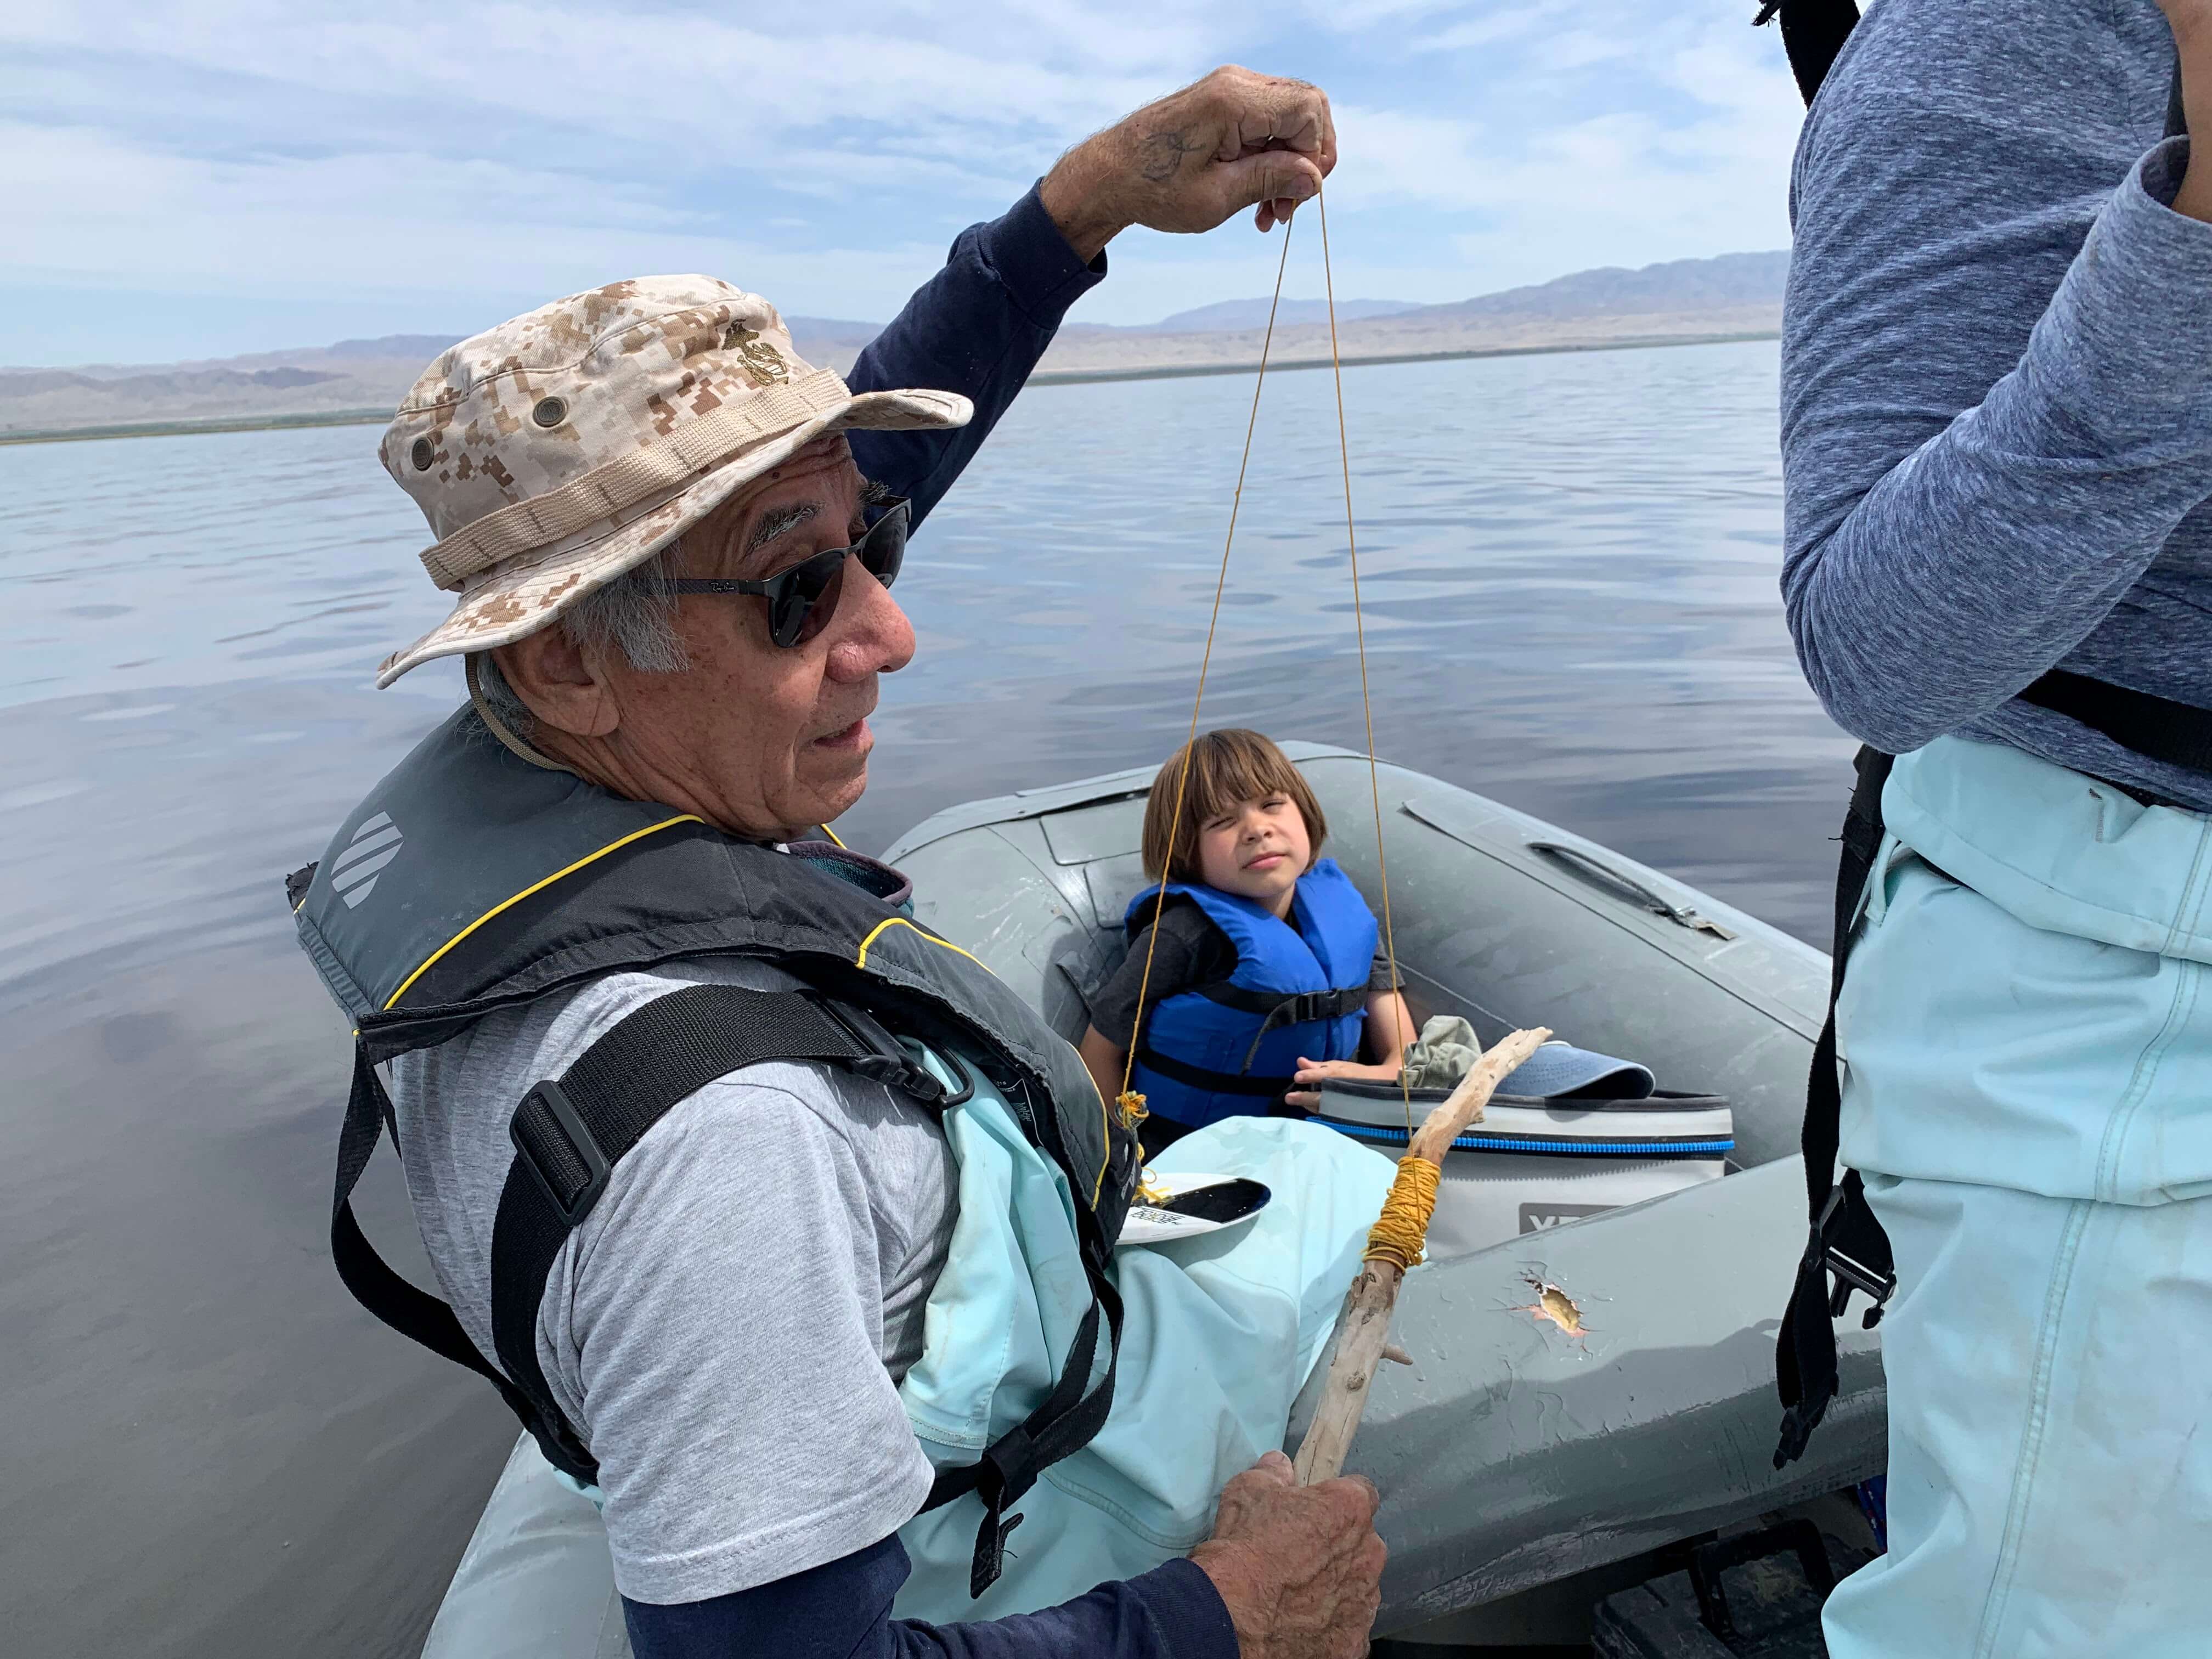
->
[1139, 728, 1328, 883]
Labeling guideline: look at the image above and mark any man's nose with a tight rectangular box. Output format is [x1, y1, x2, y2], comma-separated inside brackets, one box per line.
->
[824, 561, 914, 682]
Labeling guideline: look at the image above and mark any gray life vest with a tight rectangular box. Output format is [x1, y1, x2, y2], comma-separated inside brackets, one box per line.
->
[289, 706, 1141, 1595]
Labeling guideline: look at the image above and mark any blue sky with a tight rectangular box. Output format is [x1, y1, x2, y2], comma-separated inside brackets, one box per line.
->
[3, 2, 1805, 367]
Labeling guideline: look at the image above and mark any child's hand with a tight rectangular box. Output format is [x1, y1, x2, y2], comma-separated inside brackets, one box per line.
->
[1285, 1057, 1401, 1110]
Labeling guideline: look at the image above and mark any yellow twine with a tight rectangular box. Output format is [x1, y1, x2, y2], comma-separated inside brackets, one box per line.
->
[1363, 1155, 1440, 1271]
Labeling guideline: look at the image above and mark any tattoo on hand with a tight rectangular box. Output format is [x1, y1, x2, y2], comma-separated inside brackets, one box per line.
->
[1139, 129, 1202, 183]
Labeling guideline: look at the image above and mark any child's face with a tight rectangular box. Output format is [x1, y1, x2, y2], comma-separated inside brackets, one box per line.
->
[1193, 791, 1312, 916]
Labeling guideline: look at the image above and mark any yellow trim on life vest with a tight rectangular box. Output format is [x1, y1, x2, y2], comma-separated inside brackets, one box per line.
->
[853, 915, 988, 973]
[854, 917, 1114, 1211]
[1086, 1066, 1113, 1207]
[385, 814, 705, 1009]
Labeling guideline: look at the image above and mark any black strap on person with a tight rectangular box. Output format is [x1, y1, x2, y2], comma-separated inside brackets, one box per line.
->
[1772, 746, 1897, 1467]
[331, 982, 1122, 1596]
[1133, 982, 1369, 1106]
[1758, 0, 2210, 1468]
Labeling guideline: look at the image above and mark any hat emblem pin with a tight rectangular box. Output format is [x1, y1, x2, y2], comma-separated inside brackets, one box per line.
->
[722, 322, 791, 388]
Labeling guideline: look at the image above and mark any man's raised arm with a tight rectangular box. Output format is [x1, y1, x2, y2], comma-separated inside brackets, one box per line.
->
[847, 66, 1336, 526]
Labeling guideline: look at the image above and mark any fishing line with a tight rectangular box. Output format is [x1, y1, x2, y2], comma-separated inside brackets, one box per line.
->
[1118, 182, 1414, 1144]
[1314, 186, 1416, 1137]
[1116, 220, 1298, 1118]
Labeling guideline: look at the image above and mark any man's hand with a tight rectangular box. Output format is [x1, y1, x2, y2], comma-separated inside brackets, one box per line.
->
[1040, 67, 1336, 262]
[2159, 0, 2212, 220]
[1188, 1451, 1384, 1659]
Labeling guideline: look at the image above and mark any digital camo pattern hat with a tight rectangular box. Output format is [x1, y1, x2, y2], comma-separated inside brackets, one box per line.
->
[374, 275, 971, 686]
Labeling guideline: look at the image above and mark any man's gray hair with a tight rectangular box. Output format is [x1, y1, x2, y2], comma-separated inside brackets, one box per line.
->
[472, 543, 688, 740]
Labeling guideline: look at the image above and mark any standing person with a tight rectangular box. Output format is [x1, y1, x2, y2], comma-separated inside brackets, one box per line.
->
[292, 69, 1389, 1659]
[1773, 2, 2212, 1653]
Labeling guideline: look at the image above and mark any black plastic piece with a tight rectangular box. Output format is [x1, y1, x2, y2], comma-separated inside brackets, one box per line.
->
[510, 1079, 612, 1224]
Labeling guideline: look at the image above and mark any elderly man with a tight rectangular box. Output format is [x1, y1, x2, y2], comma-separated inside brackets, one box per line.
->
[292, 68, 1388, 1659]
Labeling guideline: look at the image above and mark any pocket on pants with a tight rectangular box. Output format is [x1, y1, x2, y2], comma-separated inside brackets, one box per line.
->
[1836, 857, 2212, 1204]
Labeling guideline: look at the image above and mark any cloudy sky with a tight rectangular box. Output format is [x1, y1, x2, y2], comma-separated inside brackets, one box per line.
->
[4, 2, 1805, 366]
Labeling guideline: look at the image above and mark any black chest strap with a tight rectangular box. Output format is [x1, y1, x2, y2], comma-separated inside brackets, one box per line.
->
[331, 983, 1121, 1597]
[1135, 983, 1371, 1099]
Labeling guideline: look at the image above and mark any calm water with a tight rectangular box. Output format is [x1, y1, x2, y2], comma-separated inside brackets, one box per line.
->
[0, 338, 1853, 1656]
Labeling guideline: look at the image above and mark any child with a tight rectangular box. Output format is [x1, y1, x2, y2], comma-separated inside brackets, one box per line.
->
[1079, 728, 1415, 1148]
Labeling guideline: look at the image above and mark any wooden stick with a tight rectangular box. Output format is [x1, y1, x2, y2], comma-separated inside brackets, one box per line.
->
[1291, 1025, 1553, 1486]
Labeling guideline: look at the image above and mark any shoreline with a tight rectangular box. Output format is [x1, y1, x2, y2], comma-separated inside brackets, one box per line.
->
[0, 328, 1779, 447]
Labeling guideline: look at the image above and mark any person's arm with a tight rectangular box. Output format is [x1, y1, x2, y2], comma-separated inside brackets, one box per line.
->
[1082, 910, 1206, 1058]
[1080, 1024, 1129, 1112]
[559, 1003, 1385, 1658]
[842, 185, 1100, 527]
[1778, 1, 2212, 754]
[625, 1454, 1385, 1659]
[847, 67, 1336, 528]
[1285, 955, 1410, 1108]
[624, 1534, 1231, 1659]
[1362, 990, 1414, 1073]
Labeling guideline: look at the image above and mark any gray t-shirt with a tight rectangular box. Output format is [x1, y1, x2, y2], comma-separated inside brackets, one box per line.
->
[386, 955, 958, 1604]
[1781, 0, 2212, 806]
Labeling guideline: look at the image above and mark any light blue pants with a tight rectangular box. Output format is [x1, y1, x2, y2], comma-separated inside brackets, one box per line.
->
[1822, 737, 2212, 1658]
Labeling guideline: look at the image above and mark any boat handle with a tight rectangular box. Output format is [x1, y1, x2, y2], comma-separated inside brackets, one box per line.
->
[1525, 841, 1737, 940]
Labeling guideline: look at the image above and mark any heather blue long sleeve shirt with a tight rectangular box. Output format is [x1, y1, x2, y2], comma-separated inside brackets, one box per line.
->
[1781, 0, 2212, 806]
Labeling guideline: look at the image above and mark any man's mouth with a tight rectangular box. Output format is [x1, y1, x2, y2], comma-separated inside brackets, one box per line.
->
[814, 716, 870, 752]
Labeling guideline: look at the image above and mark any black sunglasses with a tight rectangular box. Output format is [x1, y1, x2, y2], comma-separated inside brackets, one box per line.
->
[634, 495, 909, 648]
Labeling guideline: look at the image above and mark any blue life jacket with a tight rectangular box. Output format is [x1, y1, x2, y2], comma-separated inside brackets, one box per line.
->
[1123, 857, 1379, 1130]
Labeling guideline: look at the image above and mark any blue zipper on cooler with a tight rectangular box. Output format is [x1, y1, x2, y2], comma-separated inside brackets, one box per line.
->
[1318, 1119, 1734, 1158]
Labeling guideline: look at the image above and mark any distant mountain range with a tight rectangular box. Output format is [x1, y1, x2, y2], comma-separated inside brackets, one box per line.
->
[0, 251, 1788, 441]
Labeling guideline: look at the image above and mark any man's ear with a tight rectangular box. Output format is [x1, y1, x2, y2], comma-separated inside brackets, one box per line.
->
[493, 628, 620, 740]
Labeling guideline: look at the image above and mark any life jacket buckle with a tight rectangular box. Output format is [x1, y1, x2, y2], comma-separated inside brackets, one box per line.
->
[810, 995, 947, 1106]
[1803, 1186, 1896, 1328]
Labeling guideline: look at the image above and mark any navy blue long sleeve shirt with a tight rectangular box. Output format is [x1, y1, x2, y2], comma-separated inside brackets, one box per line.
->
[1780, 1, 2212, 805]
[844, 181, 1103, 529]
[624, 1535, 1237, 1659]
[620, 188, 1238, 1659]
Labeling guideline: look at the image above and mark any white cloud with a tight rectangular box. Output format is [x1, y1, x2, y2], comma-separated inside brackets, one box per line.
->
[0, 0, 1807, 358]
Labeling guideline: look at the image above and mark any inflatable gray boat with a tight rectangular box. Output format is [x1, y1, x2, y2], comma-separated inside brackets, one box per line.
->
[422, 744, 1884, 1654]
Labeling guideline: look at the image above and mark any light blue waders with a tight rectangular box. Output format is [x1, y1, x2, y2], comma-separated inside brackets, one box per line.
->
[893, 1059, 1393, 1622]
[1822, 735, 2212, 1658]
[525, 1051, 1396, 1629]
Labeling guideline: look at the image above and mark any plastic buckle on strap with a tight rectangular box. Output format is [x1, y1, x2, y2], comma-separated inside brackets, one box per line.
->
[511, 1079, 611, 1224]
[812, 996, 947, 1107]
[1804, 1187, 1897, 1328]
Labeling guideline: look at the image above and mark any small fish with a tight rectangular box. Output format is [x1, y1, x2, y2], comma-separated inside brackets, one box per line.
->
[1513, 1273, 1591, 1344]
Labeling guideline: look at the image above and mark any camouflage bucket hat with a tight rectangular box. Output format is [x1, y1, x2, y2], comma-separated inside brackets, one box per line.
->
[373, 275, 971, 687]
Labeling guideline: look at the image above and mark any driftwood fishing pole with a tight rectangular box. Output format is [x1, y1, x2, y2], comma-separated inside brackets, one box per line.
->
[1292, 1025, 1553, 1486]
